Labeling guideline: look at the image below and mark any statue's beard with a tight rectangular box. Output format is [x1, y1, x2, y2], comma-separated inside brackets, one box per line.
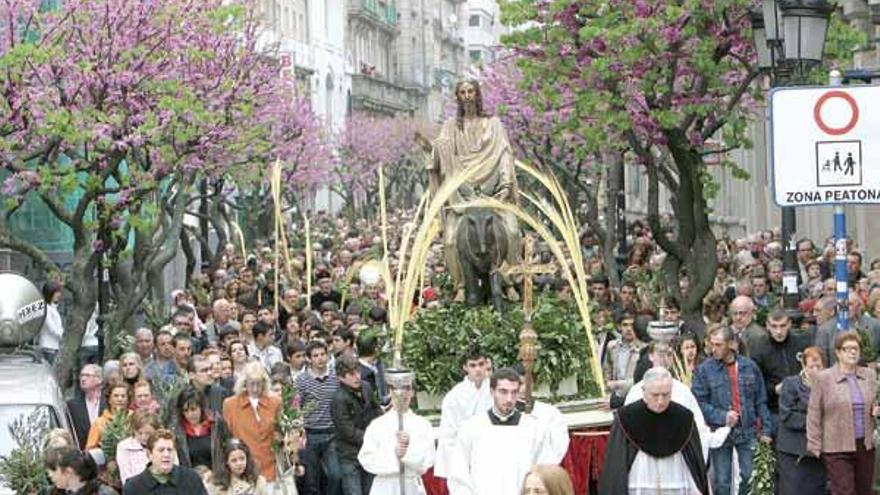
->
[460, 99, 478, 118]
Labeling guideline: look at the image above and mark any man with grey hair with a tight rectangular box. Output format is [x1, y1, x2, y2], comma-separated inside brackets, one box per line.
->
[600, 366, 709, 494]
[133, 327, 154, 363]
[728, 296, 765, 356]
[67, 363, 105, 450]
[626, 344, 728, 461]
[813, 296, 837, 327]
[204, 298, 240, 344]
[814, 291, 880, 364]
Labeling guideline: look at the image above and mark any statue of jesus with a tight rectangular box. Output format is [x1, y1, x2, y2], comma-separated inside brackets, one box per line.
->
[416, 79, 521, 288]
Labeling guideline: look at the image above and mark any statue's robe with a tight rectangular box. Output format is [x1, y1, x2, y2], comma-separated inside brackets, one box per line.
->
[427, 115, 521, 284]
[599, 400, 709, 495]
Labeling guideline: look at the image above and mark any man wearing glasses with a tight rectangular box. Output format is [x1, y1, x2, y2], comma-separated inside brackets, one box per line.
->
[728, 296, 765, 357]
[67, 364, 105, 450]
[185, 354, 231, 416]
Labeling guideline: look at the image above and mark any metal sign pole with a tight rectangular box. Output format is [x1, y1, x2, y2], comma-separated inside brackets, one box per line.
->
[834, 207, 849, 332]
[827, 71, 849, 333]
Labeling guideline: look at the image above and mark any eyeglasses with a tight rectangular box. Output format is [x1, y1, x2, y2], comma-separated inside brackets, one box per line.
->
[840, 346, 860, 353]
[731, 310, 752, 316]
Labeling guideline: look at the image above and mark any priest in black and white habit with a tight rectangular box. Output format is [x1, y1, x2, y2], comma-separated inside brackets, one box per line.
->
[598, 367, 709, 495]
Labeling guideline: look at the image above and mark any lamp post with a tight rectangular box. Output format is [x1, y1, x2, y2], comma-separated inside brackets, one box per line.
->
[751, 0, 833, 318]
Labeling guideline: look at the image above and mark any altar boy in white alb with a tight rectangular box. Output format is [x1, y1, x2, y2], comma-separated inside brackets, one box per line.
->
[434, 350, 492, 478]
[447, 368, 551, 495]
[358, 370, 435, 495]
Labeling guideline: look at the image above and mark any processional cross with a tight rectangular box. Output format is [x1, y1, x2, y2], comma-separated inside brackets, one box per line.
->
[500, 235, 556, 412]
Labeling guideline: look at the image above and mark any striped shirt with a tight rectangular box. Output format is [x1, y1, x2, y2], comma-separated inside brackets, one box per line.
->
[295, 367, 340, 430]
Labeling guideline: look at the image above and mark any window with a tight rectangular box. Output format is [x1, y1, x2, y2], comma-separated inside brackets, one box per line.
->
[469, 14, 480, 27]
[469, 50, 482, 62]
[0, 405, 58, 457]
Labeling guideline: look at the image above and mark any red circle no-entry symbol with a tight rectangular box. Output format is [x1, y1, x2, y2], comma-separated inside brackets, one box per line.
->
[813, 90, 859, 136]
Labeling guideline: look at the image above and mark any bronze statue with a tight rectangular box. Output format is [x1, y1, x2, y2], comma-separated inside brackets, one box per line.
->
[457, 208, 507, 311]
[416, 80, 521, 302]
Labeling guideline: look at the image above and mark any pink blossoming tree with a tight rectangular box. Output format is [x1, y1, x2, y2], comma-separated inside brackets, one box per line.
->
[336, 114, 435, 219]
[501, 0, 770, 314]
[0, 0, 325, 383]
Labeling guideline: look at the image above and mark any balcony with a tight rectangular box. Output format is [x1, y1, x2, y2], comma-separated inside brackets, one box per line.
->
[350, 74, 423, 116]
[441, 28, 466, 48]
[348, 0, 399, 35]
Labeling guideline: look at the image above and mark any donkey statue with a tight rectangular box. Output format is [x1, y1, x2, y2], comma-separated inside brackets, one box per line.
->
[455, 207, 508, 312]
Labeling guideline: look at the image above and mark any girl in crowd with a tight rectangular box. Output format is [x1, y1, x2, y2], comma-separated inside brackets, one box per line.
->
[677, 333, 703, 378]
[174, 386, 227, 475]
[46, 448, 116, 495]
[212, 439, 270, 495]
[228, 340, 251, 380]
[521, 465, 575, 495]
[116, 411, 163, 484]
[86, 379, 131, 450]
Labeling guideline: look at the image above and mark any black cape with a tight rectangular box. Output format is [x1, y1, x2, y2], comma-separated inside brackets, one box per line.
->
[598, 399, 709, 495]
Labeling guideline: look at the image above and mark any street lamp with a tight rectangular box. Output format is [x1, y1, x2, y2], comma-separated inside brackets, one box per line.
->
[751, 0, 833, 317]
[780, 0, 833, 64]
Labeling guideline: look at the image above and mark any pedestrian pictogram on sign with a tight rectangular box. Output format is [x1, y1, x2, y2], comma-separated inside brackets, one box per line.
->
[816, 141, 861, 187]
[770, 85, 880, 206]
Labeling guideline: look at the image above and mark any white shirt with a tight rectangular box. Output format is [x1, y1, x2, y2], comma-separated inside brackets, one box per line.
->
[80, 308, 99, 347]
[358, 409, 435, 495]
[628, 451, 699, 494]
[447, 412, 546, 495]
[85, 395, 100, 424]
[531, 401, 570, 464]
[248, 343, 283, 372]
[434, 378, 492, 478]
[39, 303, 64, 351]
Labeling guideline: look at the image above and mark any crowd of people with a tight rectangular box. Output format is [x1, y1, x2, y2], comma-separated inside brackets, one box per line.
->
[594, 227, 880, 494]
[34, 209, 880, 495]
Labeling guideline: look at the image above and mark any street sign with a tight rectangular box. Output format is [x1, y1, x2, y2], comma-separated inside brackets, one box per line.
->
[769, 85, 880, 206]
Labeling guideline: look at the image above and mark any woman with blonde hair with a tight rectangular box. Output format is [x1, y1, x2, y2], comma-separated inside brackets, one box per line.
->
[222, 361, 281, 484]
[521, 465, 574, 495]
[118, 352, 146, 387]
[43, 428, 76, 451]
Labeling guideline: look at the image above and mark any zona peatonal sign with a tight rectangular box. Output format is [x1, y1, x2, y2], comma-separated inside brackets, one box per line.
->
[770, 85, 880, 206]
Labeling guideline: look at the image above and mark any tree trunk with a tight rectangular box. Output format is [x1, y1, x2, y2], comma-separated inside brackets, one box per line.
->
[602, 153, 624, 287]
[56, 247, 99, 390]
[180, 229, 197, 285]
[644, 130, 717, 319]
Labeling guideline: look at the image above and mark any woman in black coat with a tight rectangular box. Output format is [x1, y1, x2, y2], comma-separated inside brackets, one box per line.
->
[777, 345, 828, 495]
[172, 386, 228, 476]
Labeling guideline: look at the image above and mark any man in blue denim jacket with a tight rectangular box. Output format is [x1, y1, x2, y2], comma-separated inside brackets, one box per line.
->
[692, 325, 773, 495]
